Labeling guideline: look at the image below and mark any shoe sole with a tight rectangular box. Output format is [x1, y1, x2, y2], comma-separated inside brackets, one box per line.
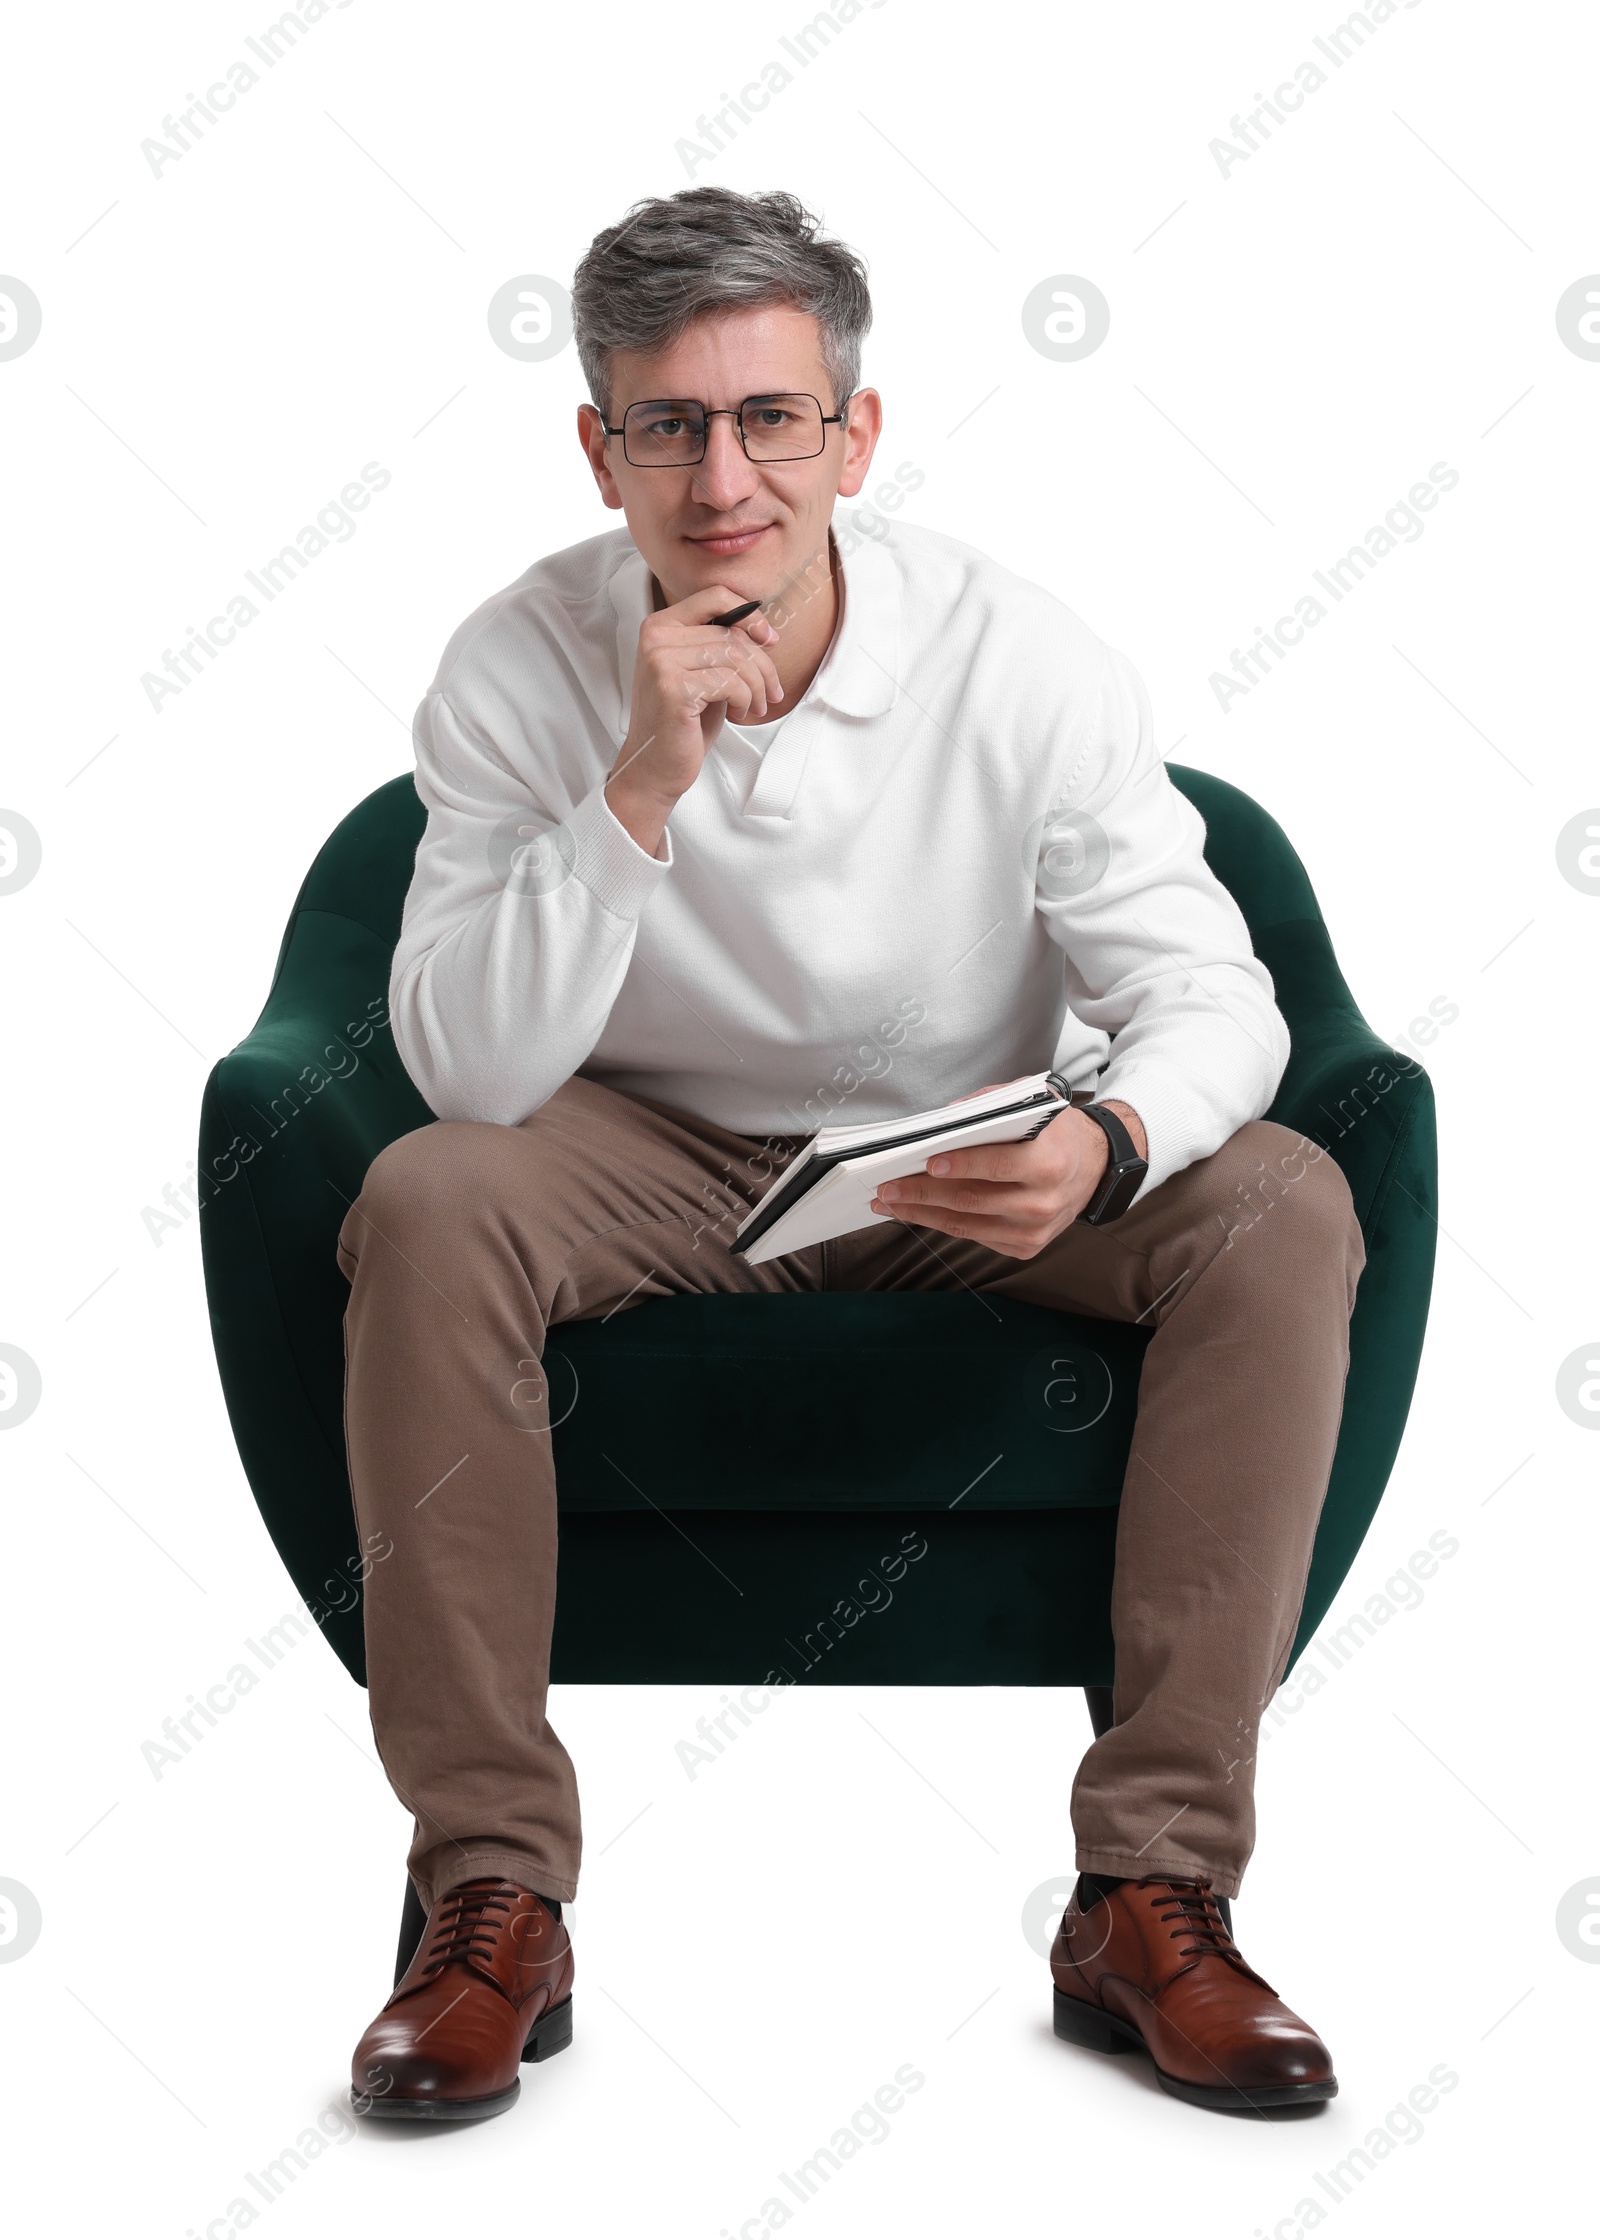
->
[1052, 1988, 1337, 2112]
[352, 1995, 574, 2122]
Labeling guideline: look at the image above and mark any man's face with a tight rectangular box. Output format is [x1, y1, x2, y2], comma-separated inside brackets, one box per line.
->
[578, 303, 881, 605]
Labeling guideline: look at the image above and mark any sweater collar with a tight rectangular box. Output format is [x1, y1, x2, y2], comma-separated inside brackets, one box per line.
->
[607, 521, 901, 734]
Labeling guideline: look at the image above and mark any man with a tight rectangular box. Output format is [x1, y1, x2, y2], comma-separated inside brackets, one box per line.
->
[340, 184, 1364, 2121]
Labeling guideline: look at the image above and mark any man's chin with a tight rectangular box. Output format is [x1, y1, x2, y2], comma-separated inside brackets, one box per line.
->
[651, 521, 831, 607]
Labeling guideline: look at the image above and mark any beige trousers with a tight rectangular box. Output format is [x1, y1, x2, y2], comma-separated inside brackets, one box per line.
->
[337, 1077, 1364, 1905]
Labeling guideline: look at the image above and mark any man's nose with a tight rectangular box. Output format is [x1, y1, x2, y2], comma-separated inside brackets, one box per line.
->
[689, 411, 759, 510]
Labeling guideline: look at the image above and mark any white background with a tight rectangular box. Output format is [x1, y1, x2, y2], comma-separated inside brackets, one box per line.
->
[2, 1, 1595, 2232]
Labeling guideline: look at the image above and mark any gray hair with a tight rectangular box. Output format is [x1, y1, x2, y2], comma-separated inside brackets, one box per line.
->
[572, 186, 872, 429]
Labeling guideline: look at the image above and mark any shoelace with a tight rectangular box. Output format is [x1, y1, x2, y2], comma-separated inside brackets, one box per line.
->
[419, 1882, 515, 1979]
[1138, 1874, 1272, 1986]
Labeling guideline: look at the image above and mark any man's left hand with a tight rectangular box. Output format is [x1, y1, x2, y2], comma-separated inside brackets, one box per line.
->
[870, 1098, 1148, 1262]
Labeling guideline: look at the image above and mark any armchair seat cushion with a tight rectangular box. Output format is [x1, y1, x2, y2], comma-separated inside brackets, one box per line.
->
[548, 1292, 1145, 1513]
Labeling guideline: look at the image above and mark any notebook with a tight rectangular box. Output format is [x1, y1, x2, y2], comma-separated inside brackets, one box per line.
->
[730, 1071, 1075, 1266]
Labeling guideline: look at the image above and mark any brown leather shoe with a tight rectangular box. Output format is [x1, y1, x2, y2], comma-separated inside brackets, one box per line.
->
[1050, 1875, 1336, 2111]
[351, 1877, 573, 2120]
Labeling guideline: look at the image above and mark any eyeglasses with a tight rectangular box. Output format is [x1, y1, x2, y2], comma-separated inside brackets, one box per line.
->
[601, 391, 848, 468]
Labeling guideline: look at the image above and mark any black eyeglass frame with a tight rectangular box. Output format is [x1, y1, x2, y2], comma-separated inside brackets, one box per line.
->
[599, 390, 851, 467]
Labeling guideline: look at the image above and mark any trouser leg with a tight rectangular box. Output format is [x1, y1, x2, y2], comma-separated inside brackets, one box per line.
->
[829, 1119, 1365, 1897]
[336, 1078, 815, 1910]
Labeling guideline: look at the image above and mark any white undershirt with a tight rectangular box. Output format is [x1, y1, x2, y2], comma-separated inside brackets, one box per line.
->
[719, 703, 801, 756]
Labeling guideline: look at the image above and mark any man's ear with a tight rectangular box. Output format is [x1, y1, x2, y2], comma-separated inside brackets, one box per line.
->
[578, 402, 625, 511]
[834, 386, 884, 501]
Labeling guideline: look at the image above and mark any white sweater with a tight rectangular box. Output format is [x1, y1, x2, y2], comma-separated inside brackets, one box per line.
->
[390, 520, 1290, 1207]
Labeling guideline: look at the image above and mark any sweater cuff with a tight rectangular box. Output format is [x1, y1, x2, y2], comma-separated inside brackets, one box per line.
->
[1087, 1057, 1220, 1207]
[567, 779, 674, 920]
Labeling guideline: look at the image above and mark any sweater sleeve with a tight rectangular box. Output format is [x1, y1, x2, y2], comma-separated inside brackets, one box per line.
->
[1035, 644, 1291, 1204]
[388, 690, 673, 1123]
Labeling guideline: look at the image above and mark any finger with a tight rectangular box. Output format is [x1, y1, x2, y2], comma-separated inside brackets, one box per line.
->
[689, 666, 762, 722]
[669, 617, 781, 650]
[681, 672, 753, 723]
[874, 1165, 937, 1196]
[922, 1140, 1040, 1184]
[871, 1200, 1037, 1258]
[668, 586, 782, 645]
[874, 1139, 1048, 1194]
[694, 634, 783, 687]
[726, 666, 766, 722]
[712, 659, 770, 723]
[695, 639, 783, 715]
[723, 638, 783, 699]
[728, 608, 780, 646]
[875, 1173, 1042, 1216]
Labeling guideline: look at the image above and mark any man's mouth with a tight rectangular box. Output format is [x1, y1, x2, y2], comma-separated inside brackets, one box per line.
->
[683, 523, 773, 555]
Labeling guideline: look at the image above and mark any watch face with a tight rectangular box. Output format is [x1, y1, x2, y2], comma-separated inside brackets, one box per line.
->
[1075, 1105, 1146, 1223]
[1090, 1157, 1145, 1224]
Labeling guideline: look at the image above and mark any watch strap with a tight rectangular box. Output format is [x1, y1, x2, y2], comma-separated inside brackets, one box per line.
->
[1076, 1102, 1147, 1226]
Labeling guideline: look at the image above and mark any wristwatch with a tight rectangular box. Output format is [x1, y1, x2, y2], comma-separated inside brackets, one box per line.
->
[1074, 1102, 1148, 1226]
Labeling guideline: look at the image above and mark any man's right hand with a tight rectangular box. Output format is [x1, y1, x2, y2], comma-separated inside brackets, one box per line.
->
[604, 585, 783, 858]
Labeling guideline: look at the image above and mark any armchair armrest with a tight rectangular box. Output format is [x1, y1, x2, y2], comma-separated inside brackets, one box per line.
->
[199, 906, 433, 1677]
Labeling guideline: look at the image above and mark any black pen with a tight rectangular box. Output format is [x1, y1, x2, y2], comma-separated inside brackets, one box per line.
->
[708, 598, 762, 627]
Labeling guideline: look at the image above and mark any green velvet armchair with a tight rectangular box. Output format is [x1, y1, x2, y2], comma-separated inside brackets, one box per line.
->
[199, 765, 1437, 1731]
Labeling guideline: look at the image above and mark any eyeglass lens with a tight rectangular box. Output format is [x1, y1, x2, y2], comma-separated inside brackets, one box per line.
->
[622, 394, 825, 466]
